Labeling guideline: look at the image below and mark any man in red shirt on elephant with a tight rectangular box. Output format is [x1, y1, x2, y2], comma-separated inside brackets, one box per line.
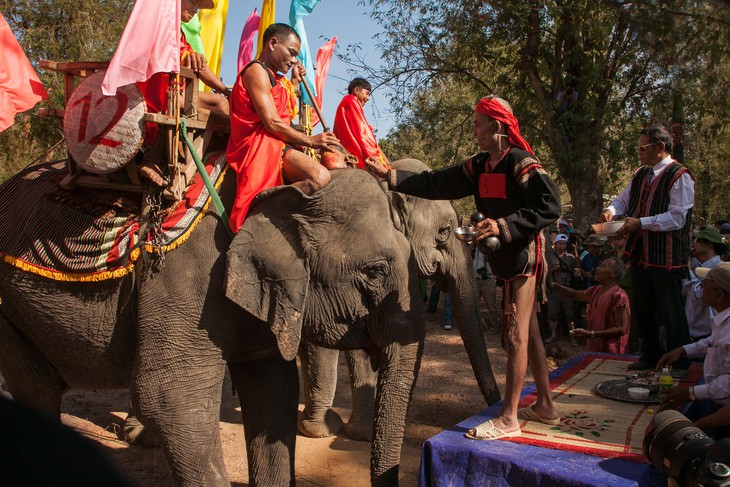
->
[333, 78, 390, 171]
[226, 23, 339, 232]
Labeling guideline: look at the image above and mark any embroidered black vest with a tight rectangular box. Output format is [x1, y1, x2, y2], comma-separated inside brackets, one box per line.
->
[624, 162, 692, 269]
[465, 148, 552, 281]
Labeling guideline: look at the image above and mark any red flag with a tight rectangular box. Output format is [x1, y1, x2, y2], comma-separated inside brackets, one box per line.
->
[102, 0, 181, 96]
[311, 37, 337, 127]
[0, 13, 48, 132]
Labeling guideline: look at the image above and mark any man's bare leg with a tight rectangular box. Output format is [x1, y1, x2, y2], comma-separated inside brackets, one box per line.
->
[283, 149, 331, 195]
[138, 139, 167, 187]
[527, 303, 558, 421]
[467, 274, 557, 437]
[198, 92, 229, 115]
[491, 275, 535, 433]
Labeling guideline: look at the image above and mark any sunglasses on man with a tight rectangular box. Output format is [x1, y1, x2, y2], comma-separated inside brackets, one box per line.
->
[637, 143, 656, 153]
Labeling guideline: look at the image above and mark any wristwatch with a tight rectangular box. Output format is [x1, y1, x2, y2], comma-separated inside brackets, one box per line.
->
[590, 331, 595, 338]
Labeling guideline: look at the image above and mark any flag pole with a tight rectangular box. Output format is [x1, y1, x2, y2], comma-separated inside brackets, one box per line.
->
[300, 78, 329, 132]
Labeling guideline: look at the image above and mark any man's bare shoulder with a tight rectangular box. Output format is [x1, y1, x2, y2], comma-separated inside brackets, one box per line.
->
[241, 62, 274, 90]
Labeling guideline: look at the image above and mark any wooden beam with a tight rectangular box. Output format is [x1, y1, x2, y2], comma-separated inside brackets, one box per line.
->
[39, 60, 110, 74]
[144, 113, 230, 134]
[75, 175, 144, 193]
[179, 67, 196, 81]
[59, 171, 81, 191]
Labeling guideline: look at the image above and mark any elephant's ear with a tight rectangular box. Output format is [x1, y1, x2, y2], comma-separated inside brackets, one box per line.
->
[387, 159, 430, 234]
[225, 186, 310, 361]
[388, 191, 409, 234]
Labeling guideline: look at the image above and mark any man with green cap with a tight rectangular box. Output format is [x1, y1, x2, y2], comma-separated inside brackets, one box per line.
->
[685, 225, 729, 341]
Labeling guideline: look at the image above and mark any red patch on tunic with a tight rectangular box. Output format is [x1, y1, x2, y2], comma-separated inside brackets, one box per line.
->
[478, 173, 507, 199]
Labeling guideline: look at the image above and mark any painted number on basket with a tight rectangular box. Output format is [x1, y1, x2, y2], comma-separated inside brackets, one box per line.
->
[71, 91, 128, 148]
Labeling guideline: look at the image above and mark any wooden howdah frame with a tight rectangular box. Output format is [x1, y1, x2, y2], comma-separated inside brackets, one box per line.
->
[38, 60, 230, 201]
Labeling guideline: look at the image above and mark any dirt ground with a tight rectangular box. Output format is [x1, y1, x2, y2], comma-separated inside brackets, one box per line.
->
[0, 298, 581, 487]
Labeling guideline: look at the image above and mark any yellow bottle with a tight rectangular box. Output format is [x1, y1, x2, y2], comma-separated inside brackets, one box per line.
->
[659, 367, 674, 392]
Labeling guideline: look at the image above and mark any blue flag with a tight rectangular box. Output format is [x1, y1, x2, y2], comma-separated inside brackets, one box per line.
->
[289, 0, 320, 105]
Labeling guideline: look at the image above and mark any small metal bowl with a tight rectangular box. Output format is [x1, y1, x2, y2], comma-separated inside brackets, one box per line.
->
[628, 387, 650, 401]
[455, 226, 476, 242]
[592, 221, 625, 236]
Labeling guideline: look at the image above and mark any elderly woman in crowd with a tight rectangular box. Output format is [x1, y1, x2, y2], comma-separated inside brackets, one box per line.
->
[551, 256, 631, 354]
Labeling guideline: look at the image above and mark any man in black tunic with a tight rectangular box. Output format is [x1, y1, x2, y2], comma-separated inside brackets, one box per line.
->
[365, 95, 562, 439]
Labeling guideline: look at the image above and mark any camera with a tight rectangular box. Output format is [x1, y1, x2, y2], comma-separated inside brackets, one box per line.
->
[644, 410, 730, 486]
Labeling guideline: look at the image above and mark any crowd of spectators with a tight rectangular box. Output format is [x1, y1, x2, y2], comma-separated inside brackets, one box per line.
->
[537, 124, 730, 437]
[541, 218, 730, 352]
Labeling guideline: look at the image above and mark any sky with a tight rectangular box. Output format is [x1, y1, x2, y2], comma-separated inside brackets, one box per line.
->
[218, 1, 397, 136]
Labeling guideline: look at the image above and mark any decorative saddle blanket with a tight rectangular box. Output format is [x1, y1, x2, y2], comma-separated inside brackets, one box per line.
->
[0, 151, 227, 281]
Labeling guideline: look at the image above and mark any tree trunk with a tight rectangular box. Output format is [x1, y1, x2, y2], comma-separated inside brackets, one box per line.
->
[566, 161, 604, 229]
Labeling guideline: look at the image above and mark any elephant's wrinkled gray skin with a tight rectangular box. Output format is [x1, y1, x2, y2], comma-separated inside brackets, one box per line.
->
[298, 159, 502, 441]
[0, 169, 424, 486]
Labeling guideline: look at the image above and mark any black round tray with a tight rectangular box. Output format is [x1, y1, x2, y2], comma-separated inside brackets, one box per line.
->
[595, 379, 661, 404]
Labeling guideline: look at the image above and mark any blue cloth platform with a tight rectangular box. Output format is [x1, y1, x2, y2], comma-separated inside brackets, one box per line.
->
[418, 353, 670, 487]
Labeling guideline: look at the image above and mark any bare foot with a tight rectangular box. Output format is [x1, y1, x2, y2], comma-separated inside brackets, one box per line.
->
[138, 163, 167, 187]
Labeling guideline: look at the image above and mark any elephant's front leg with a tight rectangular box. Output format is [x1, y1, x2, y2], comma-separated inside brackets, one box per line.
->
[229, 355, 298, 487]
[344, 349, 376, 441]
[297, 342, 344, 438]
[131, 361, 228, 487]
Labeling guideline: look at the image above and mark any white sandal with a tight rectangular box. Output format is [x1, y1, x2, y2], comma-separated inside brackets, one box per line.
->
[464, 420, 521, 441]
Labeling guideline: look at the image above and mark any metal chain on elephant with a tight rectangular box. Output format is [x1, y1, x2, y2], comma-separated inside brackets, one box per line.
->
[144, 190, 167, 272]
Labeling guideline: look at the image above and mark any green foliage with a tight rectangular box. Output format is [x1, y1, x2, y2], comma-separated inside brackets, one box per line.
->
[356, 0, 730, 227]
[0, 0, 133, 181]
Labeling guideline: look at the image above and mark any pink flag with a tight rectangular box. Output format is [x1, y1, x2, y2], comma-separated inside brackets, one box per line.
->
[0, 13, 48, 132]
[311, 37, 337, 127]
[237, 9, 260, 74]
[102, 0, 181, 96]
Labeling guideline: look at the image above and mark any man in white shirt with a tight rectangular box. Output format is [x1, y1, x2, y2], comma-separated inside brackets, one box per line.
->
[685, 226, 728, 340]
[658, 262, 730, 410]
[601, 125, 694, 371]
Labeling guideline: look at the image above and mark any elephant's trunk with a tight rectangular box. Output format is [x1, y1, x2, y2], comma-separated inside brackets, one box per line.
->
[370, 339, 423, 486]
[446, 247, 501, 405]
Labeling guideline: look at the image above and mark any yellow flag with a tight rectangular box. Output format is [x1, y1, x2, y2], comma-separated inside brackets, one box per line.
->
[199, 0, 229, 92]
[256, 0, 276, 57]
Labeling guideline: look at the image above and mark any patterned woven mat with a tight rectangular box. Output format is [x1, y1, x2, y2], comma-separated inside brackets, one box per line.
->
[0, 152, 227, 281]
[508, 354, 702, 463]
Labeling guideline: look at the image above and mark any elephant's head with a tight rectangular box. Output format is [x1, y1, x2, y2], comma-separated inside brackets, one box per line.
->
[387, 158, 501, 404]
[225, 169, 424, 485]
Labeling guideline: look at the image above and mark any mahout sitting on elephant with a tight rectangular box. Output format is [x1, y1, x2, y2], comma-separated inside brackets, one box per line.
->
[0, 164, 425, 486]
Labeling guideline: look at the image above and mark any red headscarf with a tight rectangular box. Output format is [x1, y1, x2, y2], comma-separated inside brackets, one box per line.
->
[474, 98, 534, 155]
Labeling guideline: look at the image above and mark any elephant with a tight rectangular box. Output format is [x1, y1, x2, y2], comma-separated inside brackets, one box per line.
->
[0, 166, 427, 486]
[298, 159, 502, 441]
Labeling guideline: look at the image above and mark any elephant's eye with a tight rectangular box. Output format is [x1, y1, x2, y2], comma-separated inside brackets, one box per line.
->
[362, 261, 390, 280]
[435, 223, 451, 245]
